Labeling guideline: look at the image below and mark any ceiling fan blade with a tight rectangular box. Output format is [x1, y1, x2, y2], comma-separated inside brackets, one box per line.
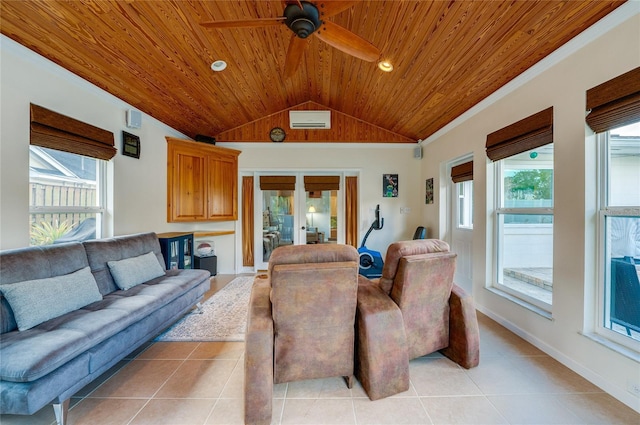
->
[314, 20, 380, 62]
[316, 1, 359, 18]
[284, 34, 309, 78]
[200, 17, 285, 29]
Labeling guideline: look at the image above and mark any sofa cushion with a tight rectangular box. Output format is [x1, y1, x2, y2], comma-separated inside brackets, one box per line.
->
[83, 232, 165, 295]
[0, 242, 90, 334]
[0, 267, 102, 331]
[107, 251, 165, 290]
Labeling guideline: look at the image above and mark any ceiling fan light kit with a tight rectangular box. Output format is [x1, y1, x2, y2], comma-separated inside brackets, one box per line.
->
[284, 2, 321, 38]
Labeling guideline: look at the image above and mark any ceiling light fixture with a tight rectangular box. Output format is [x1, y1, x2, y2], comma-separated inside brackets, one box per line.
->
[211, 60, 227, 72]
[378, 60, 393, 72]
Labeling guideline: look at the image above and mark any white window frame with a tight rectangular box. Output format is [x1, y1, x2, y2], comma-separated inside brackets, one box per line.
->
[595, 131, 640, 351]
[29, 147, 106, 243]
[492, 153, 554, 312]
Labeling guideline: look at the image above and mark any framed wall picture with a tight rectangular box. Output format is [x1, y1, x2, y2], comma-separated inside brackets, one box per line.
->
[383, 174, 398, 198]
[425, 178, 434, 204]
[122, 131, 140, 159]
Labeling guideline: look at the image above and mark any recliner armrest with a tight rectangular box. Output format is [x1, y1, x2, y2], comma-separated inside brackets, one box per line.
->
[244, 275, 274, 425]
[355, 282, 410, 400]
[440, 284, 480, 368]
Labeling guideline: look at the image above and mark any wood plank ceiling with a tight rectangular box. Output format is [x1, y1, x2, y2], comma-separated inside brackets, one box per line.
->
[0, 1, 626, 143]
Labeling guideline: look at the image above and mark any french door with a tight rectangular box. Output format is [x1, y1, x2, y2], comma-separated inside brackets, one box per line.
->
[256, 173, 342, 270]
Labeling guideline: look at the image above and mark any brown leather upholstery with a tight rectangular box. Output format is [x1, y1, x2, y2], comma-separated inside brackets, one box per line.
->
[356, 239, 480, 401]
[244, 244, 359, 425]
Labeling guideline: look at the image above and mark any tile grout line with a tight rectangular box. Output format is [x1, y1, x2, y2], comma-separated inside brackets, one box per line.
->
[124, 348, 198, 425]
[202, 353, 244, 424]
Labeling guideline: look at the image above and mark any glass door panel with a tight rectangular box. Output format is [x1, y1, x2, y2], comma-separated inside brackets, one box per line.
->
[262, 189, 294, 262]
[304, 190, 338, 245]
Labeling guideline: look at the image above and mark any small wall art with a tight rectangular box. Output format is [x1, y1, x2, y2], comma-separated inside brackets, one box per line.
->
[383, 174, 398, 198]
[425, 178, 434, 204]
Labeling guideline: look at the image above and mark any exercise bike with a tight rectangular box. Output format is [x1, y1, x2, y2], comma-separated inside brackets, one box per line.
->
[358, 204, 384, 278]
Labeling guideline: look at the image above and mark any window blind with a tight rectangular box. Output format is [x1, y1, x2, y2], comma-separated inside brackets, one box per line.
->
[586, 67, 640, 133]
[486, 107, 553, 162]
[304, 176, 340, 191]
[30, 103, 116, 160]
[451, 161, 473, 183]
[259, 176, 296, 191]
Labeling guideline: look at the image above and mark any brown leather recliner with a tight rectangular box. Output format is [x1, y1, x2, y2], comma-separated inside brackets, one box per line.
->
[356, 239, 480, 401]
[244, 243, 359, 425]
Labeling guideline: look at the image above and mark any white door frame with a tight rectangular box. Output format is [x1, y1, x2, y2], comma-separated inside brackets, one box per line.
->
[447, 155, 474, 294]
[252, 171, 347, 271]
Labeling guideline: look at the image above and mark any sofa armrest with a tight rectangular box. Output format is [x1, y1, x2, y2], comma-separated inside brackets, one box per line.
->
[355, 282, 409, 400]
[244, 275, 274, 425]
[440, 284, 480, 369]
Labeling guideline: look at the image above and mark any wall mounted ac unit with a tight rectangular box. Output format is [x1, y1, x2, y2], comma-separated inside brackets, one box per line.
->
[289, 110, 331, 129]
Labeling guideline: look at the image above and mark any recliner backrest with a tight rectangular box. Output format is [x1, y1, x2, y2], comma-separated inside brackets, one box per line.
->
[268, 244, 359, 383]
[378, 239, 450, 294]
[390, 251, 457, 359]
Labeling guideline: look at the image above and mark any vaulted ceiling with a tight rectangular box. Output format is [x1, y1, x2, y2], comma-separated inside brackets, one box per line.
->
[0, 1, 625, 143]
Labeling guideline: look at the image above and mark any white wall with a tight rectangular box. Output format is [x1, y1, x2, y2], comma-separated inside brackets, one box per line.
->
[420, 4, 640, 412]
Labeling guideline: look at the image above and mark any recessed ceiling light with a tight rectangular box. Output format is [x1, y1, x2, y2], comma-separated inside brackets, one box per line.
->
[378, 60, 393, 72]
[211, 60, 227, 72]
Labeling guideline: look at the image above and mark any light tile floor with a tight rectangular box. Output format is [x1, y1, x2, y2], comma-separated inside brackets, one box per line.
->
[2, 275, 639, 425]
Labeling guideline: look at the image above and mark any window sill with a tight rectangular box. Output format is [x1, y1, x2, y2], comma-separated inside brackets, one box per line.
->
[581, 332, 640, 363]
[485, 287, 553, 320]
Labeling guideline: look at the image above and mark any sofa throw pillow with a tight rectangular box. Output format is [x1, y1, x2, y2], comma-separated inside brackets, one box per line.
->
[107, 251, 165, 291]
[0, 266, 102, 331]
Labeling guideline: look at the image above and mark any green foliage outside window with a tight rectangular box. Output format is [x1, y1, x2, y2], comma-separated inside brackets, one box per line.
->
[505, 170, 553, 201]
[30, 220, 72, 246]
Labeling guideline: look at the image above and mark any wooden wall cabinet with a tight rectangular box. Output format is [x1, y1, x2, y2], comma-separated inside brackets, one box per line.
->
[167, 137, 240, 222]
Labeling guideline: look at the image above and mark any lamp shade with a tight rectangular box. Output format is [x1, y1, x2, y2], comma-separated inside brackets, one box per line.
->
[308, 206, 316, 213]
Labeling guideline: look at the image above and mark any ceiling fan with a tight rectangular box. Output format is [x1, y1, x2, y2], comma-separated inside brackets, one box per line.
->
[200, 1, 381, 78]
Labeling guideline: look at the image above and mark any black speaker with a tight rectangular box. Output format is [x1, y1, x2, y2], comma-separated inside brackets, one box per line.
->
[195, 134, 216, 145]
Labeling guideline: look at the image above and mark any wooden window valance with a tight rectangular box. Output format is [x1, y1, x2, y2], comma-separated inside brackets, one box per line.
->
[259, 176, 296, 191]
[586, 67, 640, 133]
[30, 103, 116, 160]
[486, 107, 553, 162]
[304, 176, 340, 192]
[451, 161, 473, 183]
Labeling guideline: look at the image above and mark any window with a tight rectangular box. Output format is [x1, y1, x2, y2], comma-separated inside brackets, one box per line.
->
[486, 107, 554, 311]
[457, 180, 474, 229]
[451, 161, 473, 229]
[28, 104, 114, 246]
[587, 67, 639, 349]
[494, 146, 554, 309]
[597, 122, 640, 347]
[29, 146, 105, 245]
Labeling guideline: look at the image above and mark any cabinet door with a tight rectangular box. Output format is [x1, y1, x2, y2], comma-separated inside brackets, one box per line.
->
[207, 154, 237, 220]
[167, 138, 240, 222]
[168, 146, 207, 221]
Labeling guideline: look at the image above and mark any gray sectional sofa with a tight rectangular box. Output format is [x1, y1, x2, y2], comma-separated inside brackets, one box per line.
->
[0, 232, 211, 425]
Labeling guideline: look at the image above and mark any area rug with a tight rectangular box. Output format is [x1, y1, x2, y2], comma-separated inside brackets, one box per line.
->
[155, 275, 255, 342]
